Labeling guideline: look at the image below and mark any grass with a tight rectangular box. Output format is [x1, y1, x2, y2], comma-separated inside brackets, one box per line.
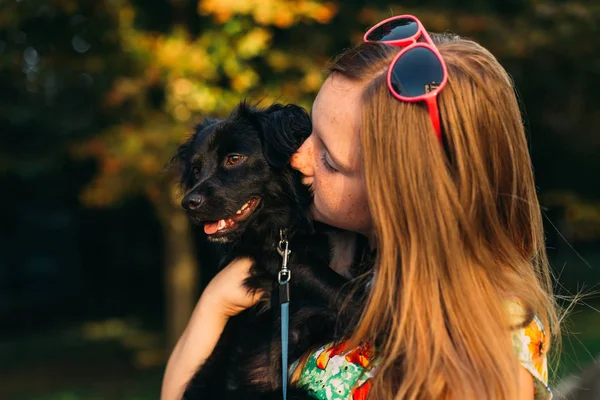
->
[0, 319, 165, 400]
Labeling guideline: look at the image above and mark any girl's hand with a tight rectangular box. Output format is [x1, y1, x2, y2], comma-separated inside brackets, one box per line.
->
[201, 257, 263, 318]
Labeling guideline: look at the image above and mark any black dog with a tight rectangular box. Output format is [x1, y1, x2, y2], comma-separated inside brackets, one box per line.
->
[171, 102, 367, 399]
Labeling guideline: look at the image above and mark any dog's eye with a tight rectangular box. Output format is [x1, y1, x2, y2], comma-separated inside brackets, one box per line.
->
[192, 167, 200, 180]
[225, 154, 246, 167]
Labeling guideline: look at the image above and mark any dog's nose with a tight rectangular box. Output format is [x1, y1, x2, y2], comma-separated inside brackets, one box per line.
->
[182, 193, 205, 211]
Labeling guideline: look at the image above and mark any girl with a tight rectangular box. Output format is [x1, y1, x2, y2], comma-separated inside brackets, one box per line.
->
[162, 16, 559, 400]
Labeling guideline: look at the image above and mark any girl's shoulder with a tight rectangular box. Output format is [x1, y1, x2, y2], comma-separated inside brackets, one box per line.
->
[291, 300, 552, 400]
[506, 299, 552, 400]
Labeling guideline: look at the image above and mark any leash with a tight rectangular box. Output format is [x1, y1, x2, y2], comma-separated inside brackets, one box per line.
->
[277, 229, 291, 400]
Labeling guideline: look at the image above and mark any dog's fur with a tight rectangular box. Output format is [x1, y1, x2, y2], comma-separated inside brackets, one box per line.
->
[171, 102, 368, 399]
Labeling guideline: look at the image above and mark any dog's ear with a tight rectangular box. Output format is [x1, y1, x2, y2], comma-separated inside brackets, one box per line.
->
[254, 103, 312, 168]
[168, 118, 220, 188]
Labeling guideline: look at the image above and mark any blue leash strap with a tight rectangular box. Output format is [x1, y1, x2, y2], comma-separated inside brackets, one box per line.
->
[280, 300, 289, 400]
[277, 230, 291, 400]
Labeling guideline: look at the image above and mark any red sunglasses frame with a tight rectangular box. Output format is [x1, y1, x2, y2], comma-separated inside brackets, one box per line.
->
[363, 15, 448, 141]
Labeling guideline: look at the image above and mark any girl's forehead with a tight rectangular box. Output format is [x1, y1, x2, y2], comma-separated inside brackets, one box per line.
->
[313, 76, 362, 130]
[313, 76, 364, 172]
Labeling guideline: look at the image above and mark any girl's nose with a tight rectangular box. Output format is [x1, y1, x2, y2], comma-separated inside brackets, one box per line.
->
[290, 136, 315, 177]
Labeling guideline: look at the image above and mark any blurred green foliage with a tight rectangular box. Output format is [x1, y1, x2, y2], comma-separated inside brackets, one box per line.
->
[1, 0, 599, 224]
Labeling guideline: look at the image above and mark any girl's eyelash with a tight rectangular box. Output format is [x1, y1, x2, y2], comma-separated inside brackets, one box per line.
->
[321, 152, 337, 172]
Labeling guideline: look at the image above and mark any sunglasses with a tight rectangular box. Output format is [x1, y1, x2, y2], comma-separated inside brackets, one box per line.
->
[364, 15, 448, 141]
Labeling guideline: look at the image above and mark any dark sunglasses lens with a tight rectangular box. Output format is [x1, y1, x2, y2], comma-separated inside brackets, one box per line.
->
[390, 47, 444, 98]
[366, 18, 419, 42]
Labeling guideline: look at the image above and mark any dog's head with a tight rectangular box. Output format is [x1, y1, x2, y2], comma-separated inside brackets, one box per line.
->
[172, 102, 312, 243]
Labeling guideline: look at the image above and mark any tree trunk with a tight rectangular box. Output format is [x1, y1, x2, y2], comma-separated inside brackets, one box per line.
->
[154, 188, 199, 350]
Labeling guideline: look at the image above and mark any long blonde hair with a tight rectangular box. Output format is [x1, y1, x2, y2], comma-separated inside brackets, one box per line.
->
[328, 37, 560, 399]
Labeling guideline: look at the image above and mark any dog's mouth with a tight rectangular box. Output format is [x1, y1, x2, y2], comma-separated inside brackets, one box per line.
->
[203, 197, 261, 236]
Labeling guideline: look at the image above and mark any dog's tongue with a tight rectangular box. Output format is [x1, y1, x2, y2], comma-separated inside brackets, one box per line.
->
[204, 218, 235, 235]
[204, 221, 220, 235]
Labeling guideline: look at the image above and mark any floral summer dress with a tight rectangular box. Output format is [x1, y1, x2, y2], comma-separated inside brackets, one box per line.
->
[290, 301, 552, 400]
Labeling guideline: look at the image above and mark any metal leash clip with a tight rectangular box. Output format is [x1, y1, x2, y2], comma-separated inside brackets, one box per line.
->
[277, 229, 291, 285]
